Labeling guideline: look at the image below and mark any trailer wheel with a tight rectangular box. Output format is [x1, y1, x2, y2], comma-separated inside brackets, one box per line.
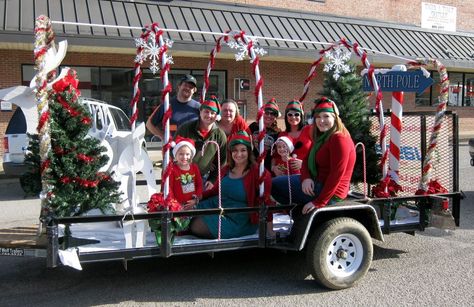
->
[306, 217, 373, 290]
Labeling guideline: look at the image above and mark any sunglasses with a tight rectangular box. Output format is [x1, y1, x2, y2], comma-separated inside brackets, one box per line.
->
[287, 112, 301, 117]
[264, 111, 277, 116]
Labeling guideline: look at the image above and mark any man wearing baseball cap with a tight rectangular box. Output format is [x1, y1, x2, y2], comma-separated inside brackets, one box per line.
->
[146, 74, 200, 139]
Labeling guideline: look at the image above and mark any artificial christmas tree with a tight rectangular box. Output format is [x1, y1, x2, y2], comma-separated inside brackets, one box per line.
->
[20, 134, 42, 196]
[22, 69, 120, 219]
[320, 48, 381, 184]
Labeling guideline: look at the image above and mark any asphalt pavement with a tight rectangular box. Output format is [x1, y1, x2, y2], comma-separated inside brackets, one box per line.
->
[0, 144, 473, 306]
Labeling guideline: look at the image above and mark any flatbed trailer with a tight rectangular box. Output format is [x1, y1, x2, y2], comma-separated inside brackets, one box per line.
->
[0, 16, 464, 290]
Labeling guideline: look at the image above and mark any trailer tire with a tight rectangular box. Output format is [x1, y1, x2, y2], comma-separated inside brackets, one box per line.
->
[306, 217, 373, 290]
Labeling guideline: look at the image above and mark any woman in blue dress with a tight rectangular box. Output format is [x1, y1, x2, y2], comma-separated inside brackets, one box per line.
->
[190, 131, 273, 239]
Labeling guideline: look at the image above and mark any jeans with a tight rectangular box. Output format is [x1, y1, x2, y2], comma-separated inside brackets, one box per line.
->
[271, 175, 323, 205]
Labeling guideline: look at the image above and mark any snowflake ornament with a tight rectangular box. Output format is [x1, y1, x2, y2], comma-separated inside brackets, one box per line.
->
[134, 32, 174, 75]
[227, 37, 266, 62]
[323, 47, 352, 81]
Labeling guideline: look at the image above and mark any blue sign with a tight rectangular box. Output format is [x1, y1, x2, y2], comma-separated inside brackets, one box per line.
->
[363, 70, 434, 94]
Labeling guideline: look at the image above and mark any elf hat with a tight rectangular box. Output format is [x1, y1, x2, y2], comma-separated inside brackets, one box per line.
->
[272, 136, 294, 155]
[263, 98, 281, 117]
[312, 96, 340, 116]
[172, 136, 196, 159]
[200, 95, 220, 114]
[285, 100, 304, 114]
[229, 130, 252, 149]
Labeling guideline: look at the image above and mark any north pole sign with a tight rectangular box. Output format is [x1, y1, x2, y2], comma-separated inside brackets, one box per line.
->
[362, 70, 434, 93]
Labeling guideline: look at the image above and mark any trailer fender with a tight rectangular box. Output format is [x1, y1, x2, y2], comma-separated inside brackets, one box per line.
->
[290, 202, 383, 251]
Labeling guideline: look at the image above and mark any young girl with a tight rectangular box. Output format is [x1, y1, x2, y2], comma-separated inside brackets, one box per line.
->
[169, 137, 203, 210]
[271, 136, 300, 176]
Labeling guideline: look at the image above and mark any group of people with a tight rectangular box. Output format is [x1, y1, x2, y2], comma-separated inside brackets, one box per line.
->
[145, 74, 356, 239]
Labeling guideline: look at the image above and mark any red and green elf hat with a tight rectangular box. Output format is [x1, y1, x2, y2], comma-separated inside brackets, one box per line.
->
[263, 98, 281, 117]
[200, 95, 221, 114]
[312, 96, 339, 116]
[229, 130, 252, 149]
[285, 100, 304, 114]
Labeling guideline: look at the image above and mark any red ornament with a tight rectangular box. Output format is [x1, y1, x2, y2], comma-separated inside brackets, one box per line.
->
[77, 153, 94, 163]
[81, 117, 92, 125]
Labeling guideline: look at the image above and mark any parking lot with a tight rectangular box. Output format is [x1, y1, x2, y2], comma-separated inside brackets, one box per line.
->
[0, 143, 472, 306]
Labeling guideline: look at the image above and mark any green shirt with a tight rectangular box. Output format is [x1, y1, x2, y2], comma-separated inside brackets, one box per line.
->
[175, 119, 227, 182]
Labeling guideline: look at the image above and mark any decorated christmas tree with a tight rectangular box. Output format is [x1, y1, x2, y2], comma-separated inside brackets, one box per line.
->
[22, 69, 120, 217]
[20, 134, 42, 196]
[320, 47, 381, 184]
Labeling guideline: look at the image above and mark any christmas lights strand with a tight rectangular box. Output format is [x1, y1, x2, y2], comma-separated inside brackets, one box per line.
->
[34, 15, 55, 219]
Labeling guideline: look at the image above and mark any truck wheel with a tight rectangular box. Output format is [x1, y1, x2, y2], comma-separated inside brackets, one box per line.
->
[470, 158, 474, 167]
[306, 217, 373, 290]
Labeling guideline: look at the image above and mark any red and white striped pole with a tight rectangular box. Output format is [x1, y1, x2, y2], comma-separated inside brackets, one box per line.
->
[388, 65, 406, 183]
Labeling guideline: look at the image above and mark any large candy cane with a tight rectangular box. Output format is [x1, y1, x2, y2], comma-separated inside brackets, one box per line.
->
[132, 23, 173, 198]
[300, 38, 388, 181]
[223, 31, 267, 198]
[388, 65, 406, 183]
[408, 59, 449, 193]
[34, 15, 56, 220]
[200, 32, 228, 102]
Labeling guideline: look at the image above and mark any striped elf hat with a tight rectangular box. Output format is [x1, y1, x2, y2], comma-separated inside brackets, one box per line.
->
[229, 130, 252, 149]
[263, 98, 281, 117]
[200, 95, 221, 114]
[312, 96, 339, 116]
[285, 100, 304, 114]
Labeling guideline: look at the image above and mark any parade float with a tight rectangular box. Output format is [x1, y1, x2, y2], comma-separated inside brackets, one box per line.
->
[0, 15, 462, 290]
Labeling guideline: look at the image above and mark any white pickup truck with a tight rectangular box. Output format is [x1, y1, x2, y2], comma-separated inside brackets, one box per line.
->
[1, 86, 134, 176]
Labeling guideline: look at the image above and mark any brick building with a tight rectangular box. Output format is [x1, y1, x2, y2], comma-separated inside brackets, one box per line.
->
[1, 0, 474, 161]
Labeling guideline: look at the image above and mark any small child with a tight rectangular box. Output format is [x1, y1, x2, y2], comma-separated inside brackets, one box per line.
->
[271, 136, 300, 176]
[169, 137, 203, 210]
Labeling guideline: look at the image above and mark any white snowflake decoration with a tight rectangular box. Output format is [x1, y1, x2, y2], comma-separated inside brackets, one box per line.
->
[227, 38, 266, 62]
[134, 32, 174, 75]
[323, 47, 352, 81]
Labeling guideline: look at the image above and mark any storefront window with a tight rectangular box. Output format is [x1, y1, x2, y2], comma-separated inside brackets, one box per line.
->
[415, 71, 440, 106]
[22, 64, 227, 132]
[140, 69, 226, 127]
[463, 74, 474, 107]
[447, 72, 463, 107]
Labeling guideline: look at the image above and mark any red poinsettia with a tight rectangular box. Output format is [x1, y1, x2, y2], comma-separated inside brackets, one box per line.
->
[372, 176, 403, 198]
[147, 192, 189, 245]
[147, 192, 182, 212]
[415, 179, 448, 195]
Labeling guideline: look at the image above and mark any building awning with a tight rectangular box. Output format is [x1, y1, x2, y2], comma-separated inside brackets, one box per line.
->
[0, 0, 473, 69]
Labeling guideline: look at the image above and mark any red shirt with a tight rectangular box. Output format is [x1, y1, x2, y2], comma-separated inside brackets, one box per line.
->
[228, 115, 251, 141]
[168, 163, 203, 204]
[272, 155, 301, 175]
[278, 125, 313, 160]
[301, 132, 356, 208]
